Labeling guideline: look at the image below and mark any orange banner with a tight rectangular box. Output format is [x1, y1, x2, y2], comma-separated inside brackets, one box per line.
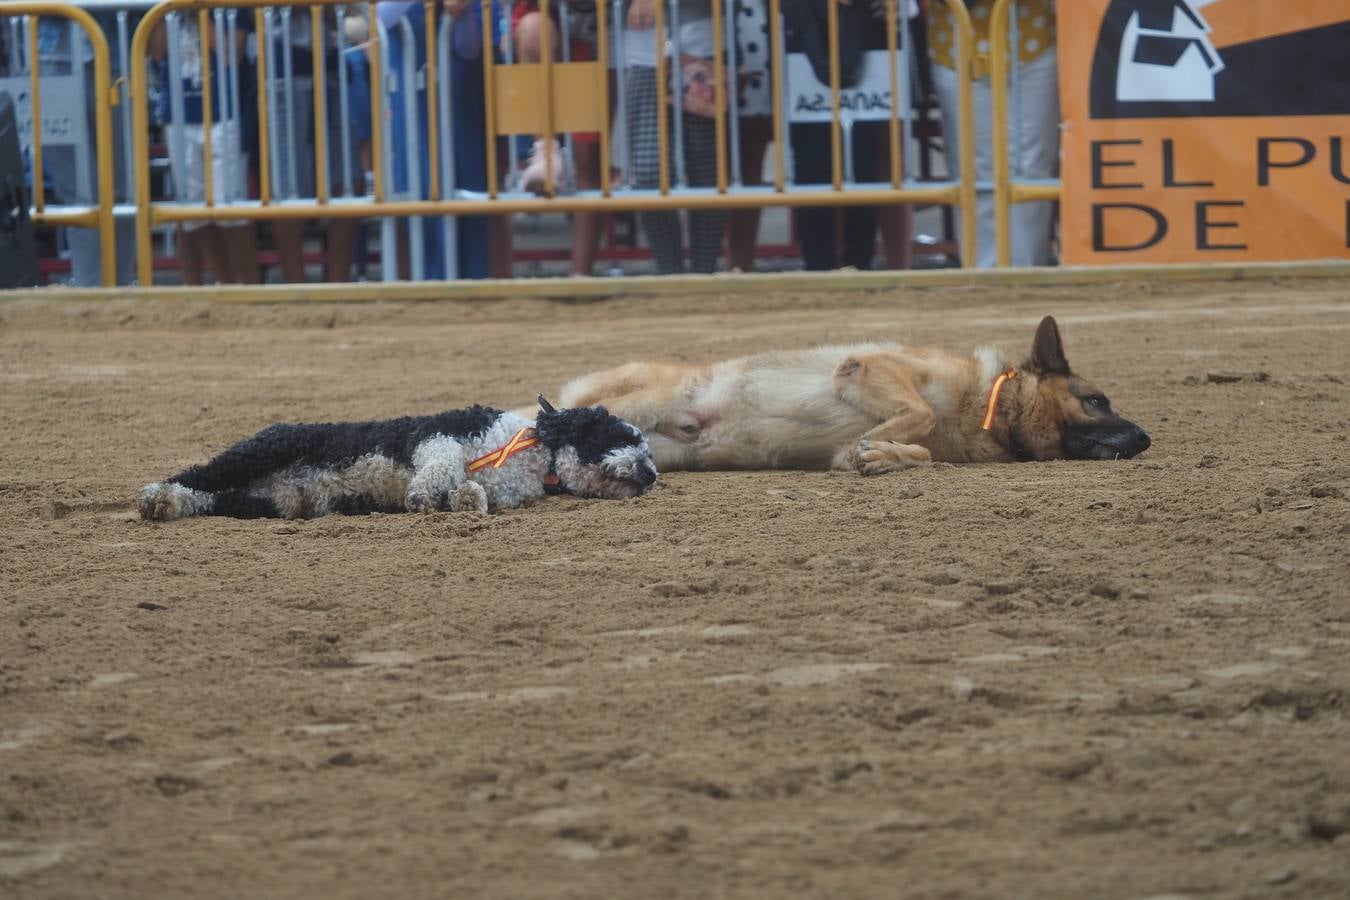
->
[1058, 1, 1350, 265]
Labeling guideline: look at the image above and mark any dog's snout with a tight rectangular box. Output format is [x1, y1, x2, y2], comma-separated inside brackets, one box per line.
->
[637, 462, 658, 486]
[1132, 426, 1151, 454]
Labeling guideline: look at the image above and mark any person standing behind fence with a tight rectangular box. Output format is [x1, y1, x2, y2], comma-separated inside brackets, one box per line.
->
[624, 0, 726, 274]
[440, 0, 502, 278]
[366, 0, 501, 279]
[725, 0, 773, 272]
[31, 14, 137, 286]
[151, 12, 259, 284]
[509, 0, 611, 276]
[783, 0, 888, 271]
[264, 6, 324, 283]
[926, 0, 1057, 267]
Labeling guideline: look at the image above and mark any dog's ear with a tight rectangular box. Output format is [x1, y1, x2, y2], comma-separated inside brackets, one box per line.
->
[1028, 316, 1071, 376]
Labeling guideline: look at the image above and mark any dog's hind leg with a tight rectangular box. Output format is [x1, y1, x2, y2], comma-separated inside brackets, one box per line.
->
[204, 490, 282, 518]
[138, 481, 217, 521]
[140, 424, 313, 521]
[137, 483, 282, 520]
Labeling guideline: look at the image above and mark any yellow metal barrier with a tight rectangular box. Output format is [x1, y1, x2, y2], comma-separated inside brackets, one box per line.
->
[989, 0, 1060, 269]
[944, 0, 978, 267]
[124, 0, 980, 285]
[2, 2, 118, 287]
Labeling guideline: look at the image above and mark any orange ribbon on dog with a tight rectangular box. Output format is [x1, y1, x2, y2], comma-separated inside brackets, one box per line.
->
[467, 427, 540, 472]
[981, 370, 1018, 431]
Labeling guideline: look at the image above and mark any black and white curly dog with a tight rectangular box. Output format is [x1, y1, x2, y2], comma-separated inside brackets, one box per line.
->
[138, 396, 657, 521]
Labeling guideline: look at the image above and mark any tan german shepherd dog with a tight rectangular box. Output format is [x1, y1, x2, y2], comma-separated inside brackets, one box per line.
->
[558, 316, 1151, 474]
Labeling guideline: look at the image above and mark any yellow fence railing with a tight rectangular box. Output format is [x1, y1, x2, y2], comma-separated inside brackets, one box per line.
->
[2, 2, 118, 286]
[989, 0, 1061, 269]
[16, 0, 988, 286]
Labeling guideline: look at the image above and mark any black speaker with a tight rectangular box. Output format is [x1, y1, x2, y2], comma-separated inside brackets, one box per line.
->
[0, 91, 39, 289]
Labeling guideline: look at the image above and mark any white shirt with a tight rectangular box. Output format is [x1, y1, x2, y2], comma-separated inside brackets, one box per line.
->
[623, 0, 715, 66]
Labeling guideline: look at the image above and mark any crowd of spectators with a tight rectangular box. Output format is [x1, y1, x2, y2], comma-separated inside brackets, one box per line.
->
[7, 0, 1060, 286]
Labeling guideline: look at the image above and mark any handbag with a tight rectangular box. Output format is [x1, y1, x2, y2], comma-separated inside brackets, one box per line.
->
[676, 54, 719, 118]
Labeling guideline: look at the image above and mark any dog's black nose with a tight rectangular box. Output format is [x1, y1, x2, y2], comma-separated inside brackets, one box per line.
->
[637, 463, 658, 486]
[1132, 426, 1151, 454]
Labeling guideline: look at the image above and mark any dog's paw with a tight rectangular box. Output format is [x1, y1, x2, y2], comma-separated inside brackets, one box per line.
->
[848, 440, 932, 476]
[407, 489, 448, 513]
[849, 440, 893, 476]
[138, 482, 211, 521]
[450, 481, 489, 515]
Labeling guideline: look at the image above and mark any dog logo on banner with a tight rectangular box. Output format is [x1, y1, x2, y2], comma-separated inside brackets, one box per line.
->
[1114, 0, 1223, 102]
[1089, 0, 1350, 119]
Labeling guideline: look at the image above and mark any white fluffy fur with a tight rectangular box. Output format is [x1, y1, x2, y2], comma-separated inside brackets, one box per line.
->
[137, 481, 215, 520]
[973, 345, 1008, 389]
[261, 454, 412, 519]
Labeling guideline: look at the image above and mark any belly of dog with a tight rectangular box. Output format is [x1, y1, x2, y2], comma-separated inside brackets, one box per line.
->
[565, 344, 985, 471]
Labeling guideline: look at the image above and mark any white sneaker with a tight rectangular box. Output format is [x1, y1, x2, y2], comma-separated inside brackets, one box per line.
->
[520, 139, 574, 196]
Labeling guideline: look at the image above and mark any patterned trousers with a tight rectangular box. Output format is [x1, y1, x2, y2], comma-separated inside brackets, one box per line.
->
[625, 65, 727, 274]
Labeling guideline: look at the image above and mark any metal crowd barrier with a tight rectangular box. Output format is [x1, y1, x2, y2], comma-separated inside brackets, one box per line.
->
[14, 0, 983, 286]
[989, 0, 1060, 269]
[2, 2, 118, 285]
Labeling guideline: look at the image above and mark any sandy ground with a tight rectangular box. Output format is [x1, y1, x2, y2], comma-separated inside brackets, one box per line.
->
[2, 278, 1349, 899]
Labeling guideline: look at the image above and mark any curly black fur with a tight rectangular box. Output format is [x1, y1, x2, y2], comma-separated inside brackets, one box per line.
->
[535, 405, 643, 465]
[167, 406, 502, 493]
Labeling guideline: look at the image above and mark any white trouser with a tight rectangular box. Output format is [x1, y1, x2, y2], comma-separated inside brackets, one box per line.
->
[932, 51, 1060, 268]
[167, 119, 250, 232]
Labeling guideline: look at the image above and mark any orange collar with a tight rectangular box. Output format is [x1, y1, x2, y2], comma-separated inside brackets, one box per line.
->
[467, 427, 540, 472]
[980, 369, 1018, 431]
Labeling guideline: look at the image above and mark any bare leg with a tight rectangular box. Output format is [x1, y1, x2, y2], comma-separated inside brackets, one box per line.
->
[326, 220, 359, 282]
[878, 206, 913, 270]
[512, 10, 556, 62]
[568, 72, 616, 276]
[326, 172, 365, 282]
[490, 215, 513, 278]
[178, 227, 206, 285]
[273, 219, 309, 283]
[570, 140, 605, 276]
[194, 225, 233, 284]
[221, 225, 260, 284]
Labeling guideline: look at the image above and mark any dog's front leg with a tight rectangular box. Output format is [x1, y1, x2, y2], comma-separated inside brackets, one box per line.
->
[837, 438, 934, 475]
[842, 414, 937, 475]
[407, 436, 469, 512]
[834, 356, 937, 475]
